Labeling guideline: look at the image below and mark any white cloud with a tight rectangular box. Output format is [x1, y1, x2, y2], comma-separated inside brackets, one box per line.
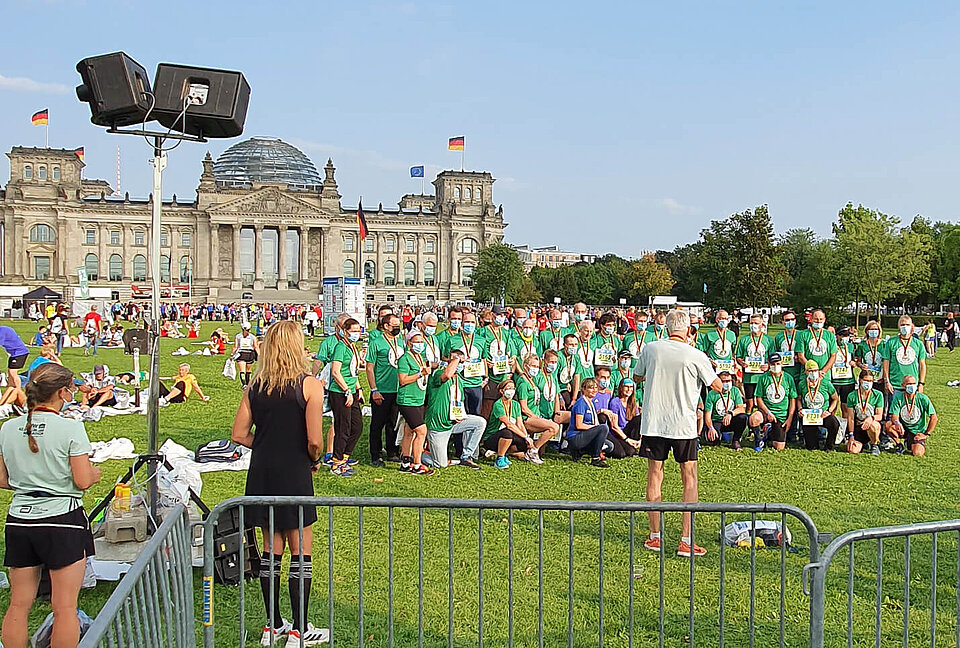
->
[0, 73, 69, 94]
[657, 197, 702, 216]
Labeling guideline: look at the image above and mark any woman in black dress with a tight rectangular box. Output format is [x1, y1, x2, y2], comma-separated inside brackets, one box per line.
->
[232, 320, 326, 647]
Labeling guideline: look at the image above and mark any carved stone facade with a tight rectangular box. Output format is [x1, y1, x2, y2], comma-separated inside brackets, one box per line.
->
[0, 142, 506, 303]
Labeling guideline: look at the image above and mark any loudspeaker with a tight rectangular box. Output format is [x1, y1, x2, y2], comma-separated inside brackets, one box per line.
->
[75, 52, 153, 128]
[152, 64, 250, 138]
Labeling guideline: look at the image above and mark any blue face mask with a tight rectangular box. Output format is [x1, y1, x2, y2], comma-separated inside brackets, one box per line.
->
[566, 345, 577, 355]
[598, 378, 610, 389]
[527, 367, 540, 378]
[424, 326, 437, 336]
[552, 320, 562, 329]
[905, 384, 918, 395]
[784, 320, 796, 330]
[655, 324, 664, 332]
[449, 320, 461, 331]
[900, 325, 912, 336]
[721, 382, 732, 392]
[411, 342, 425, 354]
[603, 326, 615, 336]
[717, 319, 729, 328]
[637, 321, 648, 330]
[867, 329, 880, 339]
[462, 322, 476, 335]
[494, 316, 506, 326]
[348, 331, 361, 343]
[811, 322, 824, 330]
[692, 323, 700, 331]
[546, 363, 558, 373]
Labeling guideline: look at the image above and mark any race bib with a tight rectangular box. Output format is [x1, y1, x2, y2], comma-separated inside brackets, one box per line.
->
[716, 360, 735, 373]
[746, 355, 764, 374]
[831, 363, 852, 380]
[803, 408, 824, 426]
[492, 354, 510, 376]
[463, 359, 484, 379]
[595, 347, 615, 367]
[780, 351, 795, 367]
[450, 400, 465, 420]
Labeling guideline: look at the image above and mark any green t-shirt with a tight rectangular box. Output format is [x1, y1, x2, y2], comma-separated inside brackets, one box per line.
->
[557, 351, 582, 391]
[422, 333, 442, 365]
[890, 392, 936, 435]
[882, 336, 927, 389]
[515, 373, 544, 419]
[364, 334, 405, 394]
[396, 352, 429, 406]
[609, 367, 632, 391]
[572, 342, 596, 380]
[507, 336, 542, 366]
[539, 369, 561, 419]
[424, 372, 469, 433]
[314, 334, 340, 363]
[538, 327, 566, 354]
[436, 328, 460, 358]
[772, 330, 802, 377]
[697, 329, 737, 363]
[482, 326, 511, 383]
[485, 398, 521, 437]
[734, 333, 774, 385]
[328, 340, 360, 394]
[443, 332, 485, 388]
[798, 378, 837, 413]
[704, 387, 745, 423]
[796, 329, 838, 376]
[590, 333, 622, 369]
[831, 341, 856, 386]
[754, 372, 798, 422]
[368, 327, 383, 344]
[845, 388, 885, 421]
[623, 329, 656, 359]
[0, 411, 91, 518]
[854, 339, 885, 374]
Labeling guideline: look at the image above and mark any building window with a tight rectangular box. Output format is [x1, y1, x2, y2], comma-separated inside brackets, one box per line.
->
[464, 187, 472, 201]
[52, 167, 60, 181]
[405, 237, 415, 253]
[364, 237, 374, 252]
[181, 231, 192, 248]
[23, 165, 32, 180]
[160, 255, 170, 283]
[475, 186, 481, 202]
[109, 254, 122, 281]
[424, 261, 435, 287]
[344, 235, 355, 252]
[364, 260, 376, 286]
[385, 236, 395, 253]
[180, 256, 191, 282]
[404, 261, 416, 286]
[29, 224, 54, 242]
[110, 230, 120, 246]
[343, 259, 356, 278]
[38, 166, 47, 181]
[33, 256, 50, 280]
[133, 254, 146, 281]
[134, 231, 145, 246]
[425, 238, 435, 253]
[84, 253, 99, 281]
[454, 186, 461, 200]
[160, 230, 168, 247]
[461, 265, 474, 287]
[383, 260, 396, 286]
[457, 237, 479, 254]
[85, 229, 96, 245]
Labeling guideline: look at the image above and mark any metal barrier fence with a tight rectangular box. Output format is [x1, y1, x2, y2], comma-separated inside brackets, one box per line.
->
[202, 497, 821, 648]
[805, 518, 960, 648]
[78, 504, 196, 648]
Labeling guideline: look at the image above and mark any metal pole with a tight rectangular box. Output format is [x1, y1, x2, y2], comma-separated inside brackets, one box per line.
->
[147, 137, 165, 521]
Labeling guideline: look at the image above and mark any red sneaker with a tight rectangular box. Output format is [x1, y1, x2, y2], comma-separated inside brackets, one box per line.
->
[643, 536, 661, 552]
[677, 540, 707, 557]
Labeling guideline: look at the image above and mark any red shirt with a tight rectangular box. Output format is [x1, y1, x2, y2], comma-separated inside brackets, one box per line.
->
[83, 312, 102, 333]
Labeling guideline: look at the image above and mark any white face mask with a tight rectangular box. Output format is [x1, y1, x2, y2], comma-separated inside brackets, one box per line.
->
[750, 323, 761, 334]
[424, 326, 437, 336]
[637, 321, 648, 330]
[603, 326, 615, 336]
[566, 346, 577, 355]
[717, 319, 729, 328]
[503, 389, 516, 400]
[807, 372, 819, 383]
[522, 327, 535, 339]
[527, 367, 540, 377]
[721, 382, 732, 392]
[861, 381, 873, 391]
[348, 331, 361, 343]
[620, 359, 632, 369]
[545, 363, 557, 373]
[770, 365, 782, 374]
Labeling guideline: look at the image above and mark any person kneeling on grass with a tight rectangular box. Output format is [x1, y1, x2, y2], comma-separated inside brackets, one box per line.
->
[799, 360, 841, 451]
[748, 353, 796, 452]
[884, 375, 937, 457]
[566, 378, 613, 468]
[482, 379, 537, 469]
[844, 369, 885, 456]
[158, 363, 210, 406]
[423, 350, 485, 470]
[703, 370, 748, 449]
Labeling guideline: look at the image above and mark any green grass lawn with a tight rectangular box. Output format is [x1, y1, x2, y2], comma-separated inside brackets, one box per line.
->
[0, 319, 957, 646]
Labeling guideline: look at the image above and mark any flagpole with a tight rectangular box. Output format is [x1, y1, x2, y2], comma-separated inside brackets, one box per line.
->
[45, 121, 49, 149]
[358, 196, 362, 286]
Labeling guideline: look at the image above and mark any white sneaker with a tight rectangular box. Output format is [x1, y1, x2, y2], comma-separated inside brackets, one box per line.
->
[261, 619, 292, 646]
[525, 446, 543, 465]
[285, 624, 329, 646]
[483, 449, 496, 459]
[158, 397, 169, 407]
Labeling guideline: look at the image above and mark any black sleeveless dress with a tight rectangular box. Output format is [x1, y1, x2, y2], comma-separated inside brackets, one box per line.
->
[244, 375, 317, 530]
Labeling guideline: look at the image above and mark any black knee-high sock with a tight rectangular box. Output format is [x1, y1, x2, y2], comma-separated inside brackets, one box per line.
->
[289, 555, 312, 632]
[259, 553, 285, 629]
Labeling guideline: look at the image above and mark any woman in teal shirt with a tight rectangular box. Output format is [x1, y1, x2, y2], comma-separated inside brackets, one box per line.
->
[397, 331, 433, 476]
[328, 318, 364, 476]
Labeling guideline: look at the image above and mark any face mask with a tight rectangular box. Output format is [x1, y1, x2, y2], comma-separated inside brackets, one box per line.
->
[546, 363, 557, 373]
[566, 345, 577, 355]
[839, 337, 849, 345]
[389, 326, 402, 336]
[750, 323, 761, 334]
[784, 320, 796, 330]
[348, 331, 361, 343]
[861, 381, 873, 391]
[637, 321, 648, 330]
[900, 325, 912, 336]
[807, 372, 819, 383]
[599, 378, 610, 389]
[655, 324, 664, 332]
[494, 316, 506, 327]
[411, 342, 425, 354]
[552, 319, 562, 329]
[604, 326, 615, 336]
[692, 323, 700, 331]
[527, 367, 540, 378]
[905, 384, 918, 395]
[503, 389, 516, 400]
[717, 319, 729, 328]
[867, 329, 879, 339]
[575, 313, 586, 322]
[811, 322, 823, 330]
[523, 327, 535, 339]
[455, 362, 464, 374]
[449, 320, 461, 331]
[462, 322, 476, 335]
[620, 359, 632, 369]
[770, 365, 782, 374]
[425, 326, 437, 336]
[721, 382, 732, 392]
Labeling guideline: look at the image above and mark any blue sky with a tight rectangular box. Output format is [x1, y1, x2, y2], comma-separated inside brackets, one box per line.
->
[3, 1, 960, 256]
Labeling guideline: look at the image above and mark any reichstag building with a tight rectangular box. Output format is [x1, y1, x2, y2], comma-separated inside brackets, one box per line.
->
[0, 137, 505, 303]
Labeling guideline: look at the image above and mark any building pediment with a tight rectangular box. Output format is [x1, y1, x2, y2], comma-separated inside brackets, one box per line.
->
[207, 187, 327, 223]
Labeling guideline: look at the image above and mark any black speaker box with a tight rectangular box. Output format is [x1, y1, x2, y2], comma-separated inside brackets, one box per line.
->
[152, 64, 250, 138]
[75, 52, 153, 128]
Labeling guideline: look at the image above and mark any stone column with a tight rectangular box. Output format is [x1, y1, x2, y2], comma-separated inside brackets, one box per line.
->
[374, 233, 383, 287]
[13, 221, 22, 277]
[169, 227, 180, 283]
[278, 225, 288, 287]
[415, 234, 424, 288]
[122, 225, 131, 281]
[98, 224, 107, 282]
[253, 224, 264, 290]
[231, 224, 241, 290]
[209, 224, 219, 280]
[298, 226, 310, 289]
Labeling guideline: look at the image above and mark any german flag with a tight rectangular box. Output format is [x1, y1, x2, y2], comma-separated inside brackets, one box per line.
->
[448, 136, 464, 151]
[357, 199, 369, 240]
[73, 147, 84, 162]
[31, 109, 48, 126]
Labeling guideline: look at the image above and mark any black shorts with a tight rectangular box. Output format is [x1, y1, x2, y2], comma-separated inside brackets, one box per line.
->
[640, 436, 698, 463]
[905, 431, 926, 448]
[836, 383, 856, 406]
[852, 424, 872, 445]
[4, 507, 95, 569]
[8, 353, 28, 370]
[236, 350, 257, 364]
[743, 382, 757, 400]
[399, 404, 426, 429]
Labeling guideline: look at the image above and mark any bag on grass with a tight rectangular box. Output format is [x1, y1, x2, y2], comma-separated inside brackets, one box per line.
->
[722, 520, 792, 548]
[31, 610, 94, 648]
[222, 357, 237, 380]
[195, 440, 242, 464]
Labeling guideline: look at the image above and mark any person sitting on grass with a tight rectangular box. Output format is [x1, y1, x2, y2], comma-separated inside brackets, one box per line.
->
[158, 363, 209, 406]
[482, 379, 536, 469]
[566, 378, 612, 468]
[844, 369, 885, 456]
[604, 379, 642, 458]
[79, 364, 116, 409]
[884, 375, 937, 457]
[799, 359, 841, 452]
[513, 353, 560, 464]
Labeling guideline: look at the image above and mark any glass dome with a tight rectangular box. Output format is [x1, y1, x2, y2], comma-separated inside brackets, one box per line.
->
[213, 137, 322, 187]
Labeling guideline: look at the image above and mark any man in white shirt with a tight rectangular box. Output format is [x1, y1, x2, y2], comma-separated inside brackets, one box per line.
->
[634, 309, 721, 558]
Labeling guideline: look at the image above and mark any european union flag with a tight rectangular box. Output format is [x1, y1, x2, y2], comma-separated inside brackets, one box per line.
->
[410, 166, 424, 178]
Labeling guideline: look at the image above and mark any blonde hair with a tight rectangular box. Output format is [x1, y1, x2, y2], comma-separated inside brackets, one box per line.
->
[250, 320, 308, 396]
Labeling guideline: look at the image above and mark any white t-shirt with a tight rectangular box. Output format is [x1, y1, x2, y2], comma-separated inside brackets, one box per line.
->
[635, 339, 718, 440]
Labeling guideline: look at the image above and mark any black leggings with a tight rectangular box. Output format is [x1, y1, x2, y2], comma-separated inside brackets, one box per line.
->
[369, 392, 400, 461]
[567, 423, 609, 458]
[483, 428, 527, 455]
[803, 414, 841, 451]
[705, 413, 748, 445]
[330, 391, 363, 460]
[605, 433, 636, 459]
[623, 416, 641, 440]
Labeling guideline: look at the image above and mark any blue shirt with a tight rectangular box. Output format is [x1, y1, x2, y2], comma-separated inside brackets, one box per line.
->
[569, 396, 599, 436]
[26, 356, 51, 379]
[0, 326, 28, 358]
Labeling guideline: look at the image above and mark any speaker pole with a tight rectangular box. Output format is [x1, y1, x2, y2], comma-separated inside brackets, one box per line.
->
[146, 136, 166, 521]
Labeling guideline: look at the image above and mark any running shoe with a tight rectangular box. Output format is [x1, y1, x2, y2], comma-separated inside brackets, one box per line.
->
[409, 464, 435, 476]
[345, 457, 359, 467]
[321, 453, 334, 467]
[525, 446, 543, 464]
[494, 456, 510, 470]
[260, 620, 292, 646]
[643, 536, 661, 552]
[459, 458, 481, 470]
[284, 624, 330, 647]
[677, 541, 707, 557]
[590, 457, 610, 468]
[330, 463, 354, 477]
[870, 444, 881, 456]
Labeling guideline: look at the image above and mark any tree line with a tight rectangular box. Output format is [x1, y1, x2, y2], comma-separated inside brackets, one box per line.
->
[472, 203, 958, 316]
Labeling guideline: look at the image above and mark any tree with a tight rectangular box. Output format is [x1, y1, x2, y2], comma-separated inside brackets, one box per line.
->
[514, 276, 542, 304]
[471, 243, 524, 303]
[728, 205, 788, 309]
[624, 253, 674, 303]
[889, 224, 933, 310]
[832, 203, 900, 319]
[552, 265, 580, 303]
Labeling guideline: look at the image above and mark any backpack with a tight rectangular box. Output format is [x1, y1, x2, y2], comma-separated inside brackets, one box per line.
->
[195, 440, 242, 464]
